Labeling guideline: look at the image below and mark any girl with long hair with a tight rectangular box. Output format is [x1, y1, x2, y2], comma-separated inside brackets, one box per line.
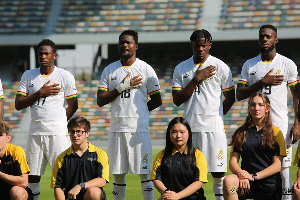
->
[150, 117, 208, 200]
[223, 93, 286, 200]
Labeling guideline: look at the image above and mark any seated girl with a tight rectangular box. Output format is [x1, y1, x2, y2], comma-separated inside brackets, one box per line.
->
[150, 117, 208, 200]
[223, 93, 286, 200]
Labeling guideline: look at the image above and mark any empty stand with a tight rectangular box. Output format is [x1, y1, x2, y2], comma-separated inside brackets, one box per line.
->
[2, 81, 26, 130]
[218, 0, 300, 29]
[56, 0, 203, 33]
[0, 0, 51, 34]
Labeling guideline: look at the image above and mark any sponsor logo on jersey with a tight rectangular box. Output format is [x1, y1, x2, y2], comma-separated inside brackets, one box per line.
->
[250, 71, 257, 75]
[217, 150, 223, 160]
[183, 73, 189, 78]
[275, 69, 282, 74]
[286, 148, 291, 156]
[111, 77, 117, 81]
[87, 157, 97, 161]
[29, 84, 34, 87]
[4, 161, 12, 165]
[142, 153, 148, 163]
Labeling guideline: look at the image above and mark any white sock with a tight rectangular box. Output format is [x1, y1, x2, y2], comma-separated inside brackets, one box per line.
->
[28, 182, 40, 200]
[139, 174, 154, 200]
[281, 167, 292, 200]
[113, 174, 126, 200]
[213, 177, 224, 200]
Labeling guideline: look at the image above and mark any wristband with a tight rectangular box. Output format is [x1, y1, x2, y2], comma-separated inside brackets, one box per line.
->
[116, 79, 131, 93]
[79, 182, 85, 190]
[252, 173, 258, 181]
[161, 189, 168, 195]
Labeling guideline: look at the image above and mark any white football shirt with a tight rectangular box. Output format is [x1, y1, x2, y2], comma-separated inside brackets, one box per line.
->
[239, 53, 299, 138]
[17, 67, 77, 135]
[99, 58, 161, 132]
[172, 55, 235, 133]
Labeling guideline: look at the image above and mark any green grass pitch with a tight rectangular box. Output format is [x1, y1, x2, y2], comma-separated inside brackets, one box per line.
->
[39, 147, 298, 199]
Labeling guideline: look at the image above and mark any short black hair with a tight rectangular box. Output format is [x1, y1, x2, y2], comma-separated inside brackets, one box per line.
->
[259, 24, 277, 33]
[190, 29, 212, 43]
[68, 117, 91, 132]
[119, 30, 138, 44]
[38, 39, 57, 53]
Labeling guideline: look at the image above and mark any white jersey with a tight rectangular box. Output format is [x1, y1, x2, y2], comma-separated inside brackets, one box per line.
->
[172, 55, 235, 133]
[17, 67, 77, 135]
[0, 78, 3, 99]
[239, 53, 299, 139]
[99, 58, 161, 132]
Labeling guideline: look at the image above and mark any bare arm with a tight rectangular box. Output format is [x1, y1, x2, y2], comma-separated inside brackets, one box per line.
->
[97, 73, 143, 107]
[153, 179, 168, 195]
[290, 85, 300, 143]
[254, 155, 283, 180]
[172, 65, 216, 106]
[67, 178, 106, 200]
[15, 81, 60, 110]
[163, 181, 203, 200]
[54, 188, 65, 200]
[236, 69, 284, 101]
[0, 172, 28, 188]
[223, 89, 235, 115]
[153, 179, 203, 200]
[66, 97, 78, 120]
[0, 99, 3, 121]
[236, 155, 283, 181]
[229, 152, 242, 175]
[148, 93, 162, 111]
[97, 89, 120, 107]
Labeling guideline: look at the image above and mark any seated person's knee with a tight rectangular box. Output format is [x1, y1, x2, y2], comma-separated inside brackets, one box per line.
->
[10, 186, 28, 200]
[84, 187, 102, 200]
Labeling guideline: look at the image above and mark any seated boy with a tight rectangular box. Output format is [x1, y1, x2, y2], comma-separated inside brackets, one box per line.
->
[0, 121, 31, 200]
[51, 117, 109, 200]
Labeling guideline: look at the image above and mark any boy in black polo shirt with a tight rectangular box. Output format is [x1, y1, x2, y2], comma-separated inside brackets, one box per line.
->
[0, 121, 31, 200]
[51, 117, 109, 200]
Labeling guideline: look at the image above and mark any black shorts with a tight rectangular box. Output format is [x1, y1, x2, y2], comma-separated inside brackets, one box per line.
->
[238, 182, 281, 200]
[65, 188, 106, 200]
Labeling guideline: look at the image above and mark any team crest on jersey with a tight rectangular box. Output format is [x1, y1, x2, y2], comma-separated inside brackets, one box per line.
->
[111, 77, 117, 81]
[183, 73, 189, 78]
[275, 70, 282, 74]
[87, 158, 97, 161]
[217, 150, 223, 160]
[207, 77, 213, 81]
[142, 153, 148, 163]
[286, 148, 291, 156]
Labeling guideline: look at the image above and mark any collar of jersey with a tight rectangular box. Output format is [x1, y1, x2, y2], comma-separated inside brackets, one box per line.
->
[66, 142, 96, 155]
[122, 66, 131, 68]
[248, 123, 255, 129]
[171, 147, 188, 155]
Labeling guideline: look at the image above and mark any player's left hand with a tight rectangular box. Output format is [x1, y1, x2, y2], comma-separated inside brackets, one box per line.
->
[68, 185, 81, 199]
[162, 190, 180, 200]
[290, 123, 300, 144]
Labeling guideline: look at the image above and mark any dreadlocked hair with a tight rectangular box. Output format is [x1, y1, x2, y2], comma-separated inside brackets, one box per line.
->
[229, 93, 276, 151]
[190, 29, 212, 43]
